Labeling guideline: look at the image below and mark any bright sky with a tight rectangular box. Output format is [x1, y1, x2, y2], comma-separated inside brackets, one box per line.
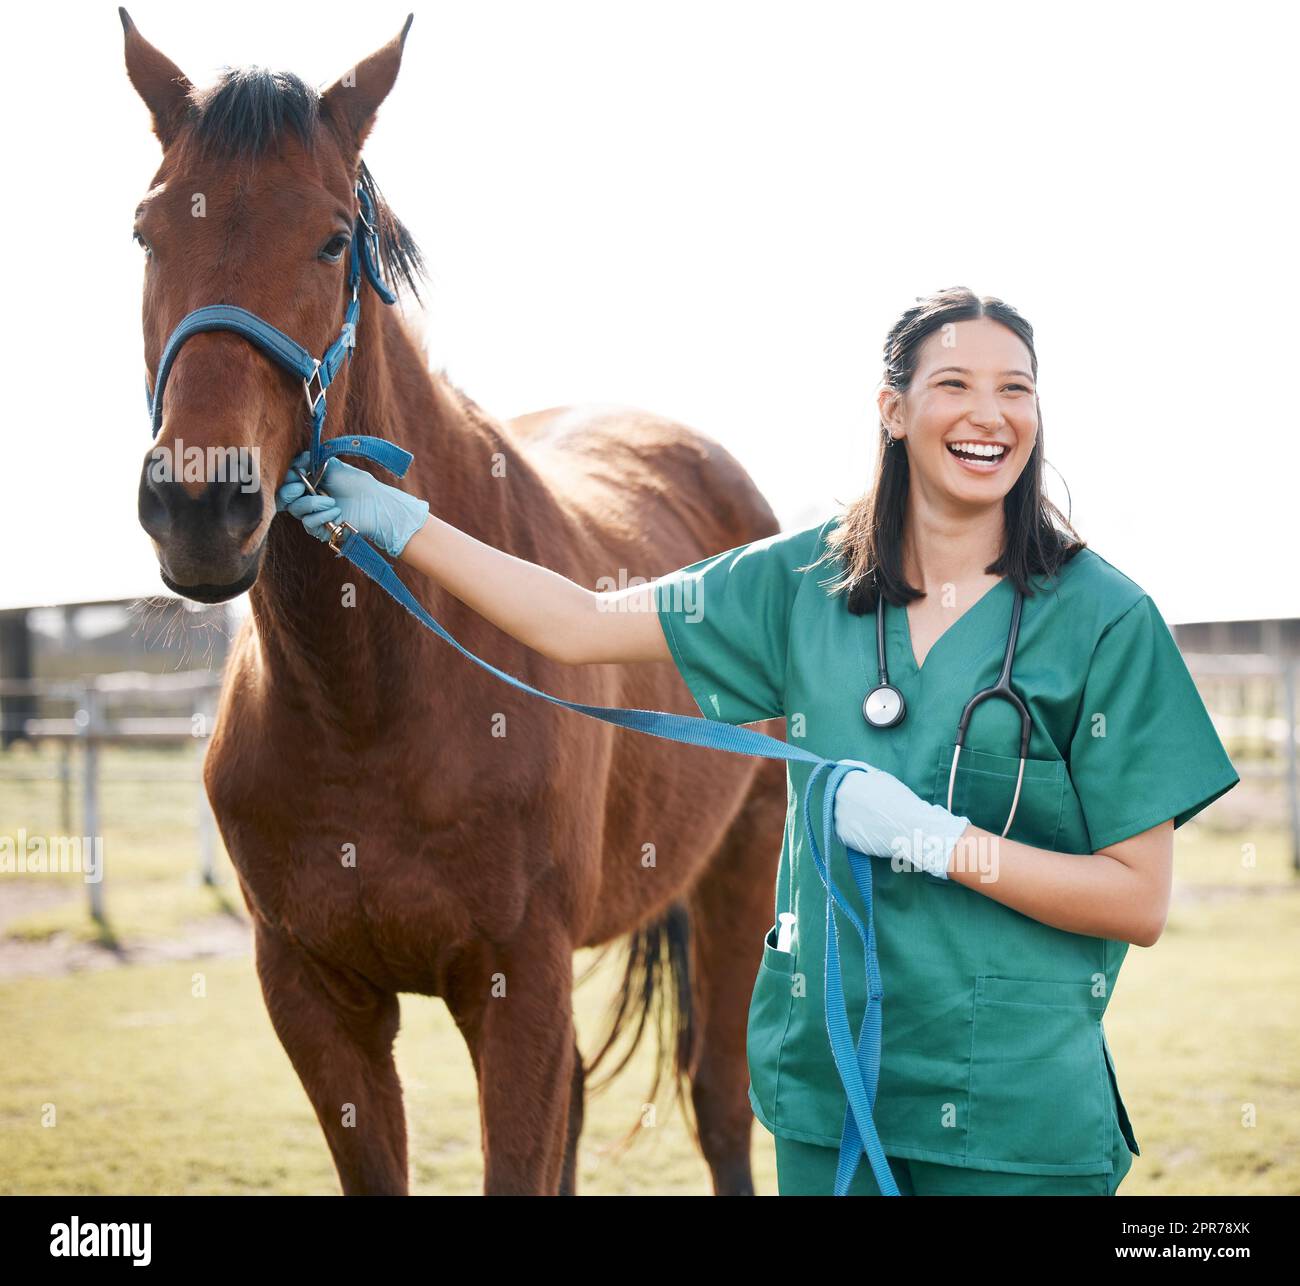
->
[5, 0, 1295, 624]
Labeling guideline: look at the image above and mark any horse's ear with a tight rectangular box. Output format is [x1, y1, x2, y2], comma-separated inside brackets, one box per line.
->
[119, 8, 193, 151]
[320, 14, 414, 159]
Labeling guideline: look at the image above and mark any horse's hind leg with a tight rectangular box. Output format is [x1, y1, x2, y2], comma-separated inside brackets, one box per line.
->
[686, 759, 787, 1195]
[252, 919, 409, 1195]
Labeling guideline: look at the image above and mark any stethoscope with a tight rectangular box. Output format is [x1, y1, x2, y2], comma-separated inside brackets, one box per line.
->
[862, 587, 1032, 837]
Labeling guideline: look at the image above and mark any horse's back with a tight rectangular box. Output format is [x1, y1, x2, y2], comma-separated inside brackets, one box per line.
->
[507, 402, 786, 936]
[507, 404, 780, 566]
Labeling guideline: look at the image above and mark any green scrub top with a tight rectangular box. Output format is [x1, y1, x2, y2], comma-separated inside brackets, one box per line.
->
[653, 516, 1240, 1177]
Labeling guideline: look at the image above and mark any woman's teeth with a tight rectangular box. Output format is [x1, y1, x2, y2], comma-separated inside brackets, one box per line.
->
[946, 441, 1008, 470]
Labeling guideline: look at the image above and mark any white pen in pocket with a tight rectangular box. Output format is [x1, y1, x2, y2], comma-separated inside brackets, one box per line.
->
[776, 912, 797, 952]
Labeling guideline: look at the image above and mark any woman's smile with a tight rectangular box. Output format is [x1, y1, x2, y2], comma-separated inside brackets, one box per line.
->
[945, 438, 1013, 475]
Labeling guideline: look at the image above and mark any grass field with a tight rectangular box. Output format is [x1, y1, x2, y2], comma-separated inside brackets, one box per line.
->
[1, 742, 1296, 1195]
[0, 950, 734, 1196]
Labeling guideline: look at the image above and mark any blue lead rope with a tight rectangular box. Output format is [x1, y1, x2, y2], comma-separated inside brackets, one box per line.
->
[335, 531, 902, 1197]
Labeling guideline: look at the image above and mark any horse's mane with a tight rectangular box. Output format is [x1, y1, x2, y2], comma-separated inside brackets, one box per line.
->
[184, 66, 428, 303]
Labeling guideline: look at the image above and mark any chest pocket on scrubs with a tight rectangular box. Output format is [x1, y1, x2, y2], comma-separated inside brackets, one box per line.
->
[929, 747, 1066, 887]
[968, 976, 1114, 1173]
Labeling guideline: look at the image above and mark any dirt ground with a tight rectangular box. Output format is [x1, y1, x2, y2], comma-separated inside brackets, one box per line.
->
[0, 880, 250, 979]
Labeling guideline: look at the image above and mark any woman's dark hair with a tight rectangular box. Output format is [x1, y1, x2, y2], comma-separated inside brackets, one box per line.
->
[805, 285, 1085, 614]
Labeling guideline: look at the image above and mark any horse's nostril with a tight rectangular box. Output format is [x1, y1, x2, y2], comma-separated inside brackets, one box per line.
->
[138, 466, 173, 541]
[222, 480, 266, 542]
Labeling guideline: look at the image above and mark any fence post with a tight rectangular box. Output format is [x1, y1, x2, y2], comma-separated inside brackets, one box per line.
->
[58, 739, 72, 834]
[193, 686, 219, 885]
[77, 680, 105, 924]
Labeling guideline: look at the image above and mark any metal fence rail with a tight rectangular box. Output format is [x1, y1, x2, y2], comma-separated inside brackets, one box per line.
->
[0, 671, 223, 921]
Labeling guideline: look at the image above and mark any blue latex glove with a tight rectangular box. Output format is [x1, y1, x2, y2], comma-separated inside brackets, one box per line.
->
[276, 452, 429, 559]
[833, 759, 970, 880]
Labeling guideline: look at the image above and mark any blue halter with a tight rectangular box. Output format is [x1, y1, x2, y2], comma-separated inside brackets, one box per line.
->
[145, 183, 414, 487]
[139, 182, 900, 1196]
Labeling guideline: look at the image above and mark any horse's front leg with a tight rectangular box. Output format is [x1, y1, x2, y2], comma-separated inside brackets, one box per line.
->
[252, 918, 409, 1195]
[469, 915, 578, 1195]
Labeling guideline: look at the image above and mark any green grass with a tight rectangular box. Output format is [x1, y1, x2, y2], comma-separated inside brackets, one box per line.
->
[0, 948, 765, 1196]
[1107, 886, 1300, 1195]
[7, 879, 245, 947]
[0, 886, 1295, 1195]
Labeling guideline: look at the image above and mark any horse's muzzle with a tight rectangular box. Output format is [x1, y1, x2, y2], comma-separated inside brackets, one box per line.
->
[139, 464, 267, 601]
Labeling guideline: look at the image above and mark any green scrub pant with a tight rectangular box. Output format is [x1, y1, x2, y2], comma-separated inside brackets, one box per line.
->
[774, 1104, 1135, 1196]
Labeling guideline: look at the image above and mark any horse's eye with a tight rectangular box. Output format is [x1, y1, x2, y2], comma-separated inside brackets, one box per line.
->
[133, 230, 152, 257]
[319, 234, 351, 264]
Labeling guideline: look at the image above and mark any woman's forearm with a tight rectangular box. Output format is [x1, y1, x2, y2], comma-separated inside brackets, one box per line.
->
[943, 820, 1173, 947]
[398, 514, 670, 665]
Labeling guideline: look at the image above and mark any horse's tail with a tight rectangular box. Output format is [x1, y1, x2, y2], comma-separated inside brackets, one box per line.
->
[579, 901, 700, 1156]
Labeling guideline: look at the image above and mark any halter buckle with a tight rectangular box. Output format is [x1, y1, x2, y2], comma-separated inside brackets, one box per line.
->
[303, 360, 326, 416]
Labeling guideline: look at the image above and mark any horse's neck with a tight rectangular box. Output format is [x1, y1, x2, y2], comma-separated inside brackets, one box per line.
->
[345, 307, 493, 528]
[248, 304, 547, 714]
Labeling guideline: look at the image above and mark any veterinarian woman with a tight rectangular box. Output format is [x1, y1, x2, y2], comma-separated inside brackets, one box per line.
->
[278, 287, 1240, 1196]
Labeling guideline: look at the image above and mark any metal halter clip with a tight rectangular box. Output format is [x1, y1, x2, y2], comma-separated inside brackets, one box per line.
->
[303, 360, 326, 416]
[292, 466, 357, 557]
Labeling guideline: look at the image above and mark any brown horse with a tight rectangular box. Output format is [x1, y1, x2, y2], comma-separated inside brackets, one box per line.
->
[123, 11, 787, 1195]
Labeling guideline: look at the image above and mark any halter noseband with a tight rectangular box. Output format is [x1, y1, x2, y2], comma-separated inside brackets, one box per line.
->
[144, 182, 413, 488]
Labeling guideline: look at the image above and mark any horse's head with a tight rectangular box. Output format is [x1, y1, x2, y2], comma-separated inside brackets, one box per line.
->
[122, 9, 419, 602]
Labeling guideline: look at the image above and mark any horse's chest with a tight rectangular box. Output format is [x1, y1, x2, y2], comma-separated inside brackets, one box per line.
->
[207, 737, 513, 985]
[250, 814, 508, 987]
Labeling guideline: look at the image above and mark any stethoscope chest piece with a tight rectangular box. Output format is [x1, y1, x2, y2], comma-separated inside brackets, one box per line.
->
[863, 595, 907, 729]
[862, 683, 906, 728]
[860, 583, 1032, 837]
